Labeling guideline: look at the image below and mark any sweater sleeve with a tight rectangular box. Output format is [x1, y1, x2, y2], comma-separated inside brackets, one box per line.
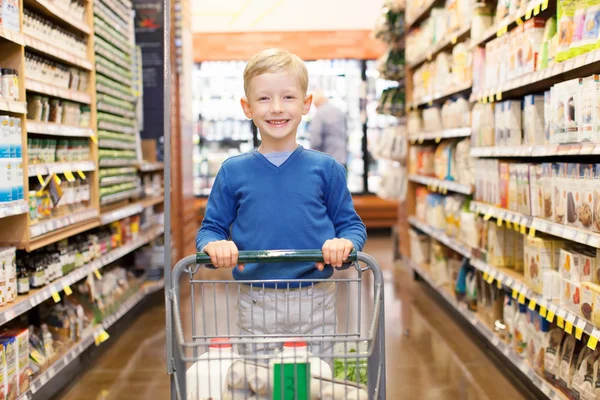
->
[324, 161, 367, 251]
[196, 165, 237, 252]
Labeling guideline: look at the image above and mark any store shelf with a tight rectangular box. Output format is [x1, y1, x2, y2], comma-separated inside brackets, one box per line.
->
[28, 161, 96, 176]
[100, 196, 163, 225]
[100, 188, 140, 206]
[408, 216, 472, 258]
[408, 174, 473, 195]
[96, 83, 135, 103]
[408, 127, 471, 142]
[21, 277, 165, 398]
[0, 225, 164, 329]
[30, 208, 99, 238]
[0, 26, 24, 46]
[470, 143, 600, 158]
[409, 82, 472, 109]
[470, 201, 600, 248]
[0, 200, 28, 218]
[98, 139, 136, 150]
[98, 0, 130, 23]
[25, 0, 91, 35]
[470, 0, 550, 50]
[24, 34, 92, 70]
[405, 0, 440, 29]
[98, 121, 135, 134]
[97, 102, 136, 119]
[406, 257, 567, 400]
[407, 24, 470, 68]
[26, 121, 94, 137]
[25, 79, 92, 104]
[99, 158, 136, 167]
[137, 162, 164, 172]
[471, 48, 600, 102]
[95, 63, 132, 87]
[0, 99, 27, 114]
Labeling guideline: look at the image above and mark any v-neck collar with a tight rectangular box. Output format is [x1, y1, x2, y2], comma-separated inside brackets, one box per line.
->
[253, 145, 304, 171]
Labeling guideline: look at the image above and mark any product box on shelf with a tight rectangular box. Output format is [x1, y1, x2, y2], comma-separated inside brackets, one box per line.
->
[505, 228, 516, 269]
[530, 164, 544, 218]
[560, 248, 578, 282]
[488, 224, 507, 268]
[499, 162, 510, 209]
[509, 163, 518, 212]
[0, 337, 16, 399]
[1, 329, 29, 395]
[551, 83, 566, 144]
[558, 336, 584, 390]
[560, 277, 581, 315]
[523, 18, 546, 75]
[542, 163, 554, 220]
[579, 74, 600, 143]
[542, 270, 561, 301]
[564, 79, 581, 144]
[409, 229, 431, 266]
[544, 328, 565, 381]
[581, 282, 600, 325]
[553, 163, 567, 224]
[505, 100, 523, 146]
[579, 164, 595, 230]
[521, 164, 532, 216]
[595, 165, 600, 233]
[544, 90, 552, 144]
[515, 233, 524, 273]
[494, 102, 504, 146]
[525, 235, 559, 294]
[523, 94, 545, 145]
[566, 163, 580, 227]
[527, 310, 550, 376]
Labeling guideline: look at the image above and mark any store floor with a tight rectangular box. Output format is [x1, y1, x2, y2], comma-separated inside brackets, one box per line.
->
[57, 232, 527, 400]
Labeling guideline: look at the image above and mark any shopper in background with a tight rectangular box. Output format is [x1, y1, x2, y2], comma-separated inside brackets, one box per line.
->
[196, 48, 366, 356]
[309, 89, 348, 168]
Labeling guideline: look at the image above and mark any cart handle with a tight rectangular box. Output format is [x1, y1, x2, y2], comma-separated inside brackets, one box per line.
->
[196, 249, 358, 265]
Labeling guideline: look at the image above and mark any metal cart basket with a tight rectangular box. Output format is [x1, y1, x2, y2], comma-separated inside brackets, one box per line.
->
[166, 249, 386, 399]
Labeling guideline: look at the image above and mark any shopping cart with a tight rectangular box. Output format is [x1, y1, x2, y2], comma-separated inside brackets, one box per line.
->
[166, 249, 386, 399]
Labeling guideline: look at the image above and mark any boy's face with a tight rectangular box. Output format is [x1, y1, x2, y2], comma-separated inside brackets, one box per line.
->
[241, 71, 312, 145]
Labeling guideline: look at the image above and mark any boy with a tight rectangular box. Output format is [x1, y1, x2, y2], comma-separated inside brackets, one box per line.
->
[196, 48, 367, 356]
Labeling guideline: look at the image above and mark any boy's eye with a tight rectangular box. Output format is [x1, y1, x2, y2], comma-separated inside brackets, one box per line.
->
[258, 97, 269, 101]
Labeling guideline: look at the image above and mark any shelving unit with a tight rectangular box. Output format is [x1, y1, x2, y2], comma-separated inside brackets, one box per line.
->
[408, 82, 472, 109]
[407, 24, 470, 68]
[408, 174, 473, 195]
[408, 216, 472, 258]
[408, 127, 471, 142]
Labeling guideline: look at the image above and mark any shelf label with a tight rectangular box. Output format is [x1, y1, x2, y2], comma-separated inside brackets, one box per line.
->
[496, 91, 502, 101]
[556, 308, 566, 328]
[90, 134, 98, 144]
[497, 279, 503, 289]
[94, 268, 102, 280]
[515, 17, 523, 26]
[528, 298, 537, 311]
[506, 220, 512, 229]
[520, 223, 527, 235]
[518, 288, 527, 304]
[576, 319, 587, 340]
[542, 0, 549, 10]
[525, 8, 533, 19]
[497, 217, 503, 227]
[37, 174, 45, 186]
[528, 227, 536, 238]
[539, 304, 547, 318]
[588, 328, 600, 350]
[483, 271, 489, 281]
[534, 3, 541, 14]
[64, 171, 75, 182]
[565, 314, 576, 334]
[451, 36, 457, 45]
[435, 137, 441, 143]
[63, 283, 72, 296]
[77, 170, 86, 179]
[486, 272, 495, 284]
[547, 304, 557, 323]
[51, 290, 60, 303]
[483, 213, 492, 221]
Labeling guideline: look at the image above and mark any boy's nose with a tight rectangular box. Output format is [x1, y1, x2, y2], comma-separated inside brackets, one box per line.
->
[271, 100, 283, 113]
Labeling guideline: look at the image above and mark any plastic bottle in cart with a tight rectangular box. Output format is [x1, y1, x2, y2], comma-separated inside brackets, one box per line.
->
[269, 341, 333, 380]
[186, 338, 240, 400]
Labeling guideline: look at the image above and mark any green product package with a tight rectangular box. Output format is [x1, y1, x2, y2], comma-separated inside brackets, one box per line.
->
[557, 0, 577, 62]
[273, 363, 310, 400]
[569, 1, 589, 57]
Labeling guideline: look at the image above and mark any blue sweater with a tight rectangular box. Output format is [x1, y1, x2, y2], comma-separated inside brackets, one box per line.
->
[196, 146, 367, 282]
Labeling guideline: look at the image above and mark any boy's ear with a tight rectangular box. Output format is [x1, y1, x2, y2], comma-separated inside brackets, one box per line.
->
[240, 97, 253, 119]
[303, 94, 313, 115]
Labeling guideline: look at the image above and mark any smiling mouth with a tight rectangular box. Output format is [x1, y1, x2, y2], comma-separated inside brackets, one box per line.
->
[267, 119, 290, 126]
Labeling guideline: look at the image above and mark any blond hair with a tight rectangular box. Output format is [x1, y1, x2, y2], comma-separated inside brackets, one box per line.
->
[243, 48, 308, 97]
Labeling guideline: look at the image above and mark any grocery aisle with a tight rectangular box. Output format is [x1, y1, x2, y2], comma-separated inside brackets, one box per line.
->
[56, 232, 527, 400]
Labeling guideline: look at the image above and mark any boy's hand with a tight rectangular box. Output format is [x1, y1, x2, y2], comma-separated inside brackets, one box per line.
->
[203, 240, 245, 271]
[317, 238, 354, 271]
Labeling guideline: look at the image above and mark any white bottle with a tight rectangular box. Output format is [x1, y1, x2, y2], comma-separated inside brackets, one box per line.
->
[186, 338, 240, 400]
[269, 341, 333, 380]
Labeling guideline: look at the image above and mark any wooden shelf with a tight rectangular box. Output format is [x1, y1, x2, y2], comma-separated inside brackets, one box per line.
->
[471, 143, 600, 158]
[99, 196, 163, 225]
[25, 0, 91, 35]
[0, 26, 24, 46]
[30, 208, 99, 238]
[24, 34, 92, 70]
[408, 82, 472, 109]
[26, 121, 94, 137]
[408, 127, 471, 142]
[352, 195, 398, 229]
[408, 174, 473, 195]
[408, 216, 472, 258]
[28, 161, 96, 177]
[25, 79, 92, 104]
[0, 99, 27, 114]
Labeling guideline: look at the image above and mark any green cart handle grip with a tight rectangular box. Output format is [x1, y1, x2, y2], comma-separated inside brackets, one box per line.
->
[196, 249, 358, 268]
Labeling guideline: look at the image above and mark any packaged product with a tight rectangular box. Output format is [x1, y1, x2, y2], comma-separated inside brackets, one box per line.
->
[557, 0, 577, 62]
[553, 163, 567, 224]
[460, 210, 480, 249]
[552, 83, 566, 144]
[499, 162, 510, 209]
[0, 344, 4, 400]
[572, 348, 600, 400]
[530, 164, 543, 218]
[409, 229, 430, 266]
[527, 311, 551, 376]
[565, 79, 581, 144]
[509, 26, 524, 81]
[525, 236, 556, 294]
[513, 304, 529, 357]
[580, 0, 600, 54]
[425, 194, 446, 230]
[430, 242, 450, 286]
[566, 163, 580, 226]
[504, 100, 522, 146]
[569, 1, 589, 56]
[1, 329, 29, 395]
[579, 75, 600, 143]
[580, 282, 600, 323]
[495, 102, 505, 146]
[509, 164, 518, 212]
[523, 94, 545, 145]
[561, 278, 582, 314]
[594, 164, 600, 233]
[515, 231, 524, 273]
[523, 18, 547, 74]
[544, 328, 565, 380]
[433, 141, 457, 181]
[503, 296, 517, 344]
[521, 164, 531, 216]
[443, 195, 465, 238]
[544, 90, 553, 143]
[0, 337, 16, 399]
[541, 163, 553, 220]
[487, 223, 507, 268]
[542, 270, 562, 301]
[496, 0, 510, 22]
[559, 335, 584, 388]
[579, 164, 596, 230]
[560, 248, 578, 281]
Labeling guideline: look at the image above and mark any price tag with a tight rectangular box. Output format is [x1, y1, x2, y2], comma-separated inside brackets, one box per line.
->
[525, 8, 533, 19]
[576, 319, 587, 340]
[565, 314, 576, 334]
[90, 134, 98, 144]
[520, 223, 527, 235]
[435, 137, 441, 143]
[63, 283, 72, 296]
[451, 36, 457, 45]
[505, 277, 513, 287]
[94, 268, 102, 280]
[483, 271, 489, 281]
[556, 308, 566, 328]
[51, 290, 60, 303]
[512, 287, 518, 299]
[534, 3, 541, 14]
[486, 272, 495, 284]
[484, 213, 492, 221]
[529, 227, 536, 238]
[497, 279, 503, 289]
[515, 17, 523, 26]
[428, 100, 433, 106]
[542, 0, 549, 10]
[547, 304, 557, 323]
[514, 221, 520, 232]
[539, 302, 547, 317]
[518, 287, 527, 304]
[497, 217, 503, 227]
[496, 91, 502, 101]
[528, 298, 537, 311]
[418, 137, 424, 144]
[64, 171, 75, 182]
[506, 220, 512, 229]
[441, 187, 448, 195]
[488, 95, 494, 103]
[588, 328, 600, 350]
[53, 174, 61, 185]
[37, 174, 45, 185]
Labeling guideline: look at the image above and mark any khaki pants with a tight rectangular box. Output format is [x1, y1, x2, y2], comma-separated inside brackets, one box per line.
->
[237, 282, 337, 361]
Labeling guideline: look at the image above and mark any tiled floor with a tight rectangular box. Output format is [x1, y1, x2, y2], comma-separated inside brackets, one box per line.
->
[57, 233, 527, 399]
